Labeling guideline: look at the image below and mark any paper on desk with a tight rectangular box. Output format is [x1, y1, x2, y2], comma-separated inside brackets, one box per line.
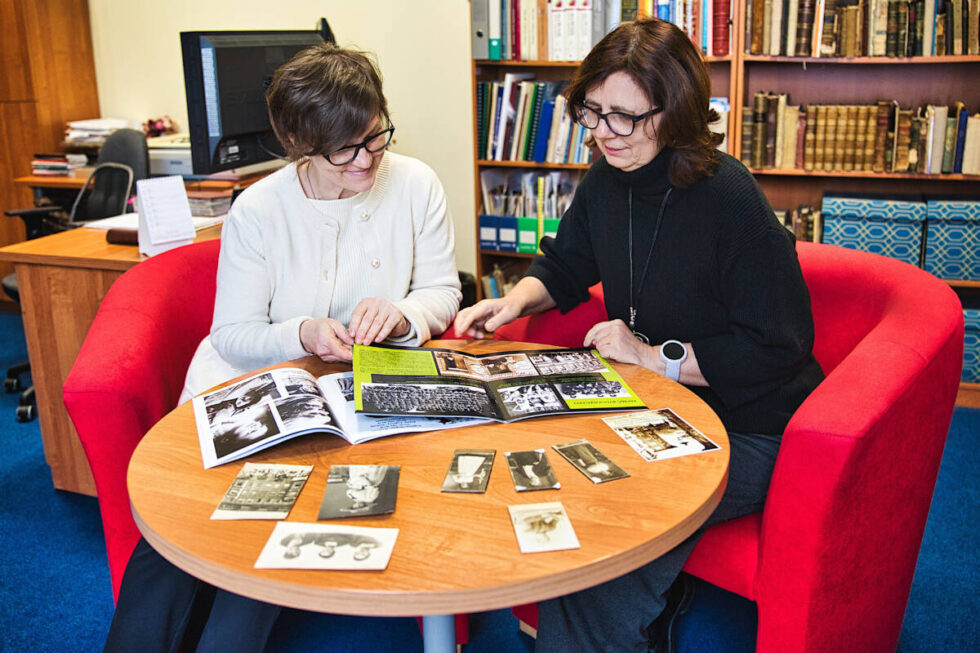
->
[84, 213, 224, 231]
[135, 176, 196, 257]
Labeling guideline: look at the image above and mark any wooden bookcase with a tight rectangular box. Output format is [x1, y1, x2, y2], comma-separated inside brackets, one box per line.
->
[468, 4, 979, 405]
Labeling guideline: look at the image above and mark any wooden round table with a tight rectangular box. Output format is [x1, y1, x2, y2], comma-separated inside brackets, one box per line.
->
[128, 340, 729, 652]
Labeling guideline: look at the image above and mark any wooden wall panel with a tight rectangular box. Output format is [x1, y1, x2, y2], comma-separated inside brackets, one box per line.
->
[0, 0, 34, 101]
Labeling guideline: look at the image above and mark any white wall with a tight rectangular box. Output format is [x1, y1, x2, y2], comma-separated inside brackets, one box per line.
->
[87, 0, 478, 275]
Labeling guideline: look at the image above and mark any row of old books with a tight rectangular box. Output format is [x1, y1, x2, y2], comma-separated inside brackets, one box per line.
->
[471, 0, 732, 61]
[774, 204, 824, 241]
[745, 0, 980, 58]
[741, 92, 980, 174]
[477, 77, 594, 165]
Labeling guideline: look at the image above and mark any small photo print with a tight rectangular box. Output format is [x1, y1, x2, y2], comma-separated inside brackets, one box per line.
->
[255, 521, 398, 570]
[318, 465, 400, 519]
[552, 440, 629, 484]
[441, 449, 495, 493]
[508, 502, 580, 553]
[211, 463, 313, 520]
[505, 449, 560, 491]
[603, 408, 721, 462]
[528, 349, 607, 375]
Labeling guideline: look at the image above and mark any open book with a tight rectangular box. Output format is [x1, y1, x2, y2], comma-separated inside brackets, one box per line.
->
[352, 345, 646, 423]
[192, 368, 486, 468]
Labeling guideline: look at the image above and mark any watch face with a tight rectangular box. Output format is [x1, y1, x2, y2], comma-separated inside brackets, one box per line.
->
[662, 341, 685, 361]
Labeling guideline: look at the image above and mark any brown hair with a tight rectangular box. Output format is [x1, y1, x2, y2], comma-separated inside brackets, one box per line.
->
[564, 18, 722, 187]
[265, 43, 390, 160]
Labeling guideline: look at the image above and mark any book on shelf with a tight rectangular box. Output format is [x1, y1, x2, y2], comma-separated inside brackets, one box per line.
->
[892, 107, 913, 172]
[953, 103, 970, 173]
[351, 344, 646, 423]
[963, 113, 980, 175]
[941, 114, 958, 173]
[192, 368, 487, 468]
[741, 106, 755, 166]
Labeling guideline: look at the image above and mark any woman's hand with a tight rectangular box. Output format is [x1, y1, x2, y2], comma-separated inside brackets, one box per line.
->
[583, 319, 652, 367]
[299, 317, 355, 362]
[348, 297, 410, 345]
[454, 297, 522, 339]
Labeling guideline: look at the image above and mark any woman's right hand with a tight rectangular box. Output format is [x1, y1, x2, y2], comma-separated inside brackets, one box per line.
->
[453, 297, 522, 339]
[299, 317, 355, 362]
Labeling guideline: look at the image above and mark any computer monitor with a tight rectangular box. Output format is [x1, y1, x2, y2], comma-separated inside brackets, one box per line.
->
[180, 29, 326, 176]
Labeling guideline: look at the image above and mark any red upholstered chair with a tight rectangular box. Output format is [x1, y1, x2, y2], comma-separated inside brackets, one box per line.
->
[63, 240, 221, 599]
[502, 242, 965, 652]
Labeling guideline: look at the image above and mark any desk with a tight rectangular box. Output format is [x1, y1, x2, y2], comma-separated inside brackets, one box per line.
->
[0, 225, 221, 495]
[129, 339, 729, 652]
[13, 169, 270, 197]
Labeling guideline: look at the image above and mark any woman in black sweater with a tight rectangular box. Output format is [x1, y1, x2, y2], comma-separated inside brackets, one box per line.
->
[455, 18, 823, 653]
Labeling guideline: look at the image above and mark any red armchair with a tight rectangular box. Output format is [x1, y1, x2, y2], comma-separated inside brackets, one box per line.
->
[63, 240, 221, 599]
[501, 242, 964, 652]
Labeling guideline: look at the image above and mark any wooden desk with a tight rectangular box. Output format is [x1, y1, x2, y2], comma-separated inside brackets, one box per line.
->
[0, 225, 221, 495]
[129, 339, 729, 652]
[13, 169, 270, 198]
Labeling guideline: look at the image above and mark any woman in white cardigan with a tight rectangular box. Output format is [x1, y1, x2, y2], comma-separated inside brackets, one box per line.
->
[106, 43, 461, 653]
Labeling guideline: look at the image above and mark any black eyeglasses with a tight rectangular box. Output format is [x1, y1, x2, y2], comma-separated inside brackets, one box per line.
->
[574, 105, 663, 137]
[323, 126, 395, 166]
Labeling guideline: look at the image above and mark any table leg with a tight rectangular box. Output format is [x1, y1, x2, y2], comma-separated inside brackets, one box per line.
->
[422, 614, 456, 653]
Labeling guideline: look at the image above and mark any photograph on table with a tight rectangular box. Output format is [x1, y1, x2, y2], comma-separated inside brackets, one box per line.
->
[211, 462, 313, 520]
[603, 408, 721, 462]
[318, 464, 400, 519]
[505, 449, 560, 491]
[508, 502, 580, 553]
[441, 449, 496, 493]
[255, 521, 399, 570]
[552, 439, 629, 484]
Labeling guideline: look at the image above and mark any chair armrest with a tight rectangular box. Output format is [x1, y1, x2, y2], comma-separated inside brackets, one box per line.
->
[4, 206, 61, 218]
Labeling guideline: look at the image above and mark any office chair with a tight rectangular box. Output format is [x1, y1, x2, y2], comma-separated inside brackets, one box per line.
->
[98, 128, 150, 183]
[3, 162, 135, 421]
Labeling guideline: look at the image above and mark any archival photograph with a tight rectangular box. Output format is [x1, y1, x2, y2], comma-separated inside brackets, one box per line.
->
[603, 408, 721, 462]
[211, 463, 313, 520]
[552, 439, 629, 484]
[209, 401, 282, 460]
[496, 382, 566, 418]
[441, 449, 496, 493]
[505, 449, 560, 491]
[359, 380, 497, 419]
[318, 464, 400, 519]
[554, 377, 631, 401]
[528, 350, 608, 375]
[255, 521, 398, 570]
[508, 502, 580, 553]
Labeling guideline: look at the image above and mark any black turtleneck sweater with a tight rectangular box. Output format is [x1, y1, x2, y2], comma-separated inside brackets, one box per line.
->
[526, 148, 824, 435]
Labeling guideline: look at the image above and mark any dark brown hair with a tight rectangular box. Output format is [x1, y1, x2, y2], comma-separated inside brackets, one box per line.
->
[265, 43, 390, 160]
[564, 18, 722, 187]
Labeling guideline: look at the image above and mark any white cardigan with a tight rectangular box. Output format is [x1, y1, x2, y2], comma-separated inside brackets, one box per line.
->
[181, 151, 461, 401]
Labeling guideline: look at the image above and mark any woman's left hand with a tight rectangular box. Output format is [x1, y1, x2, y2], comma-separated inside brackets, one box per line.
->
[349, 297, 410, 345]
[584, 319, 651, 367]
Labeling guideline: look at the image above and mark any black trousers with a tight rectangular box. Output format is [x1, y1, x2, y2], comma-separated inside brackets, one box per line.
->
[535, 431, 783, 653]
[103, 538, 281, 653]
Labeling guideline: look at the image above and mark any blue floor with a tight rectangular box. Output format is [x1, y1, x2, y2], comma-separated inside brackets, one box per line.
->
[0, 310, 976, 652]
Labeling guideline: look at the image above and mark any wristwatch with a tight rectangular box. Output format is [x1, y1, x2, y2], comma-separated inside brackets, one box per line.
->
[659, 340, 687, 382]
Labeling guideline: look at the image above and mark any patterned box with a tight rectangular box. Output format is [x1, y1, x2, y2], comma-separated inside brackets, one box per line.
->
[821, 194, 926, 266]
[924, 200, 980, 281]
[964, 309, 980, 384]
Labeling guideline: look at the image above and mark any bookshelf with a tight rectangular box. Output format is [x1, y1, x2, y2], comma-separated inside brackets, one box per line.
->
[467, 3, 979, 404]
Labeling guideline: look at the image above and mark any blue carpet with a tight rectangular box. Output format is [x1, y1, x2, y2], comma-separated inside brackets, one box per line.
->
[0, 310, 976, 652]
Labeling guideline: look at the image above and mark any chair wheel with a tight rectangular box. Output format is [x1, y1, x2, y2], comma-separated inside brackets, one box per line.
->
[4, 377, 20, 393]
[16, 404, 35, 422]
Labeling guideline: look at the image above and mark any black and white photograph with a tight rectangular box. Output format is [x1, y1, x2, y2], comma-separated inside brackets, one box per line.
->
[474, 353, 537, 379]
[280, 373, 321, 397]
[203, 372, 281, 418]
[432, 351, 487, 380]
[317, 464, 400, 519]
[496, 382, 566, 418]
[552, 439, 630, 484]
[505, 449, 560, 491]
[528, 349, 608, 375]
[360, 380, 497, 419]
[254, 521, 398, 570]
[273, 394, 337, 432]
[603, 408, 722, 462]
[441, 449, 496, 493]
[507, 502, 580, 553]
[211, 463, 313, 520]
[209, 400, 282, 460]
[554, 377, 631, 400]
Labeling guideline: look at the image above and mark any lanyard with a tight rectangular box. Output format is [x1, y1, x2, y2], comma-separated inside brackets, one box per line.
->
[627, 184, 673, 344]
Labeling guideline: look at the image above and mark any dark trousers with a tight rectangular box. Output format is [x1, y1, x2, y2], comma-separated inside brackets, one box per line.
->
[535, 431, 782, 653]
[103, 538, 281, 653]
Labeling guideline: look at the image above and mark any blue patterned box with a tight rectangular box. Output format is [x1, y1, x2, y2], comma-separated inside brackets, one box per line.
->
[965, 309, 980, 384]
[821, 194, 926, 266]
[924, 199, 980, 280]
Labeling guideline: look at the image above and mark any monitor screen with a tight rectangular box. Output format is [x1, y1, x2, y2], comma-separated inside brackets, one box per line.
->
[180, 30, 324, 176]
